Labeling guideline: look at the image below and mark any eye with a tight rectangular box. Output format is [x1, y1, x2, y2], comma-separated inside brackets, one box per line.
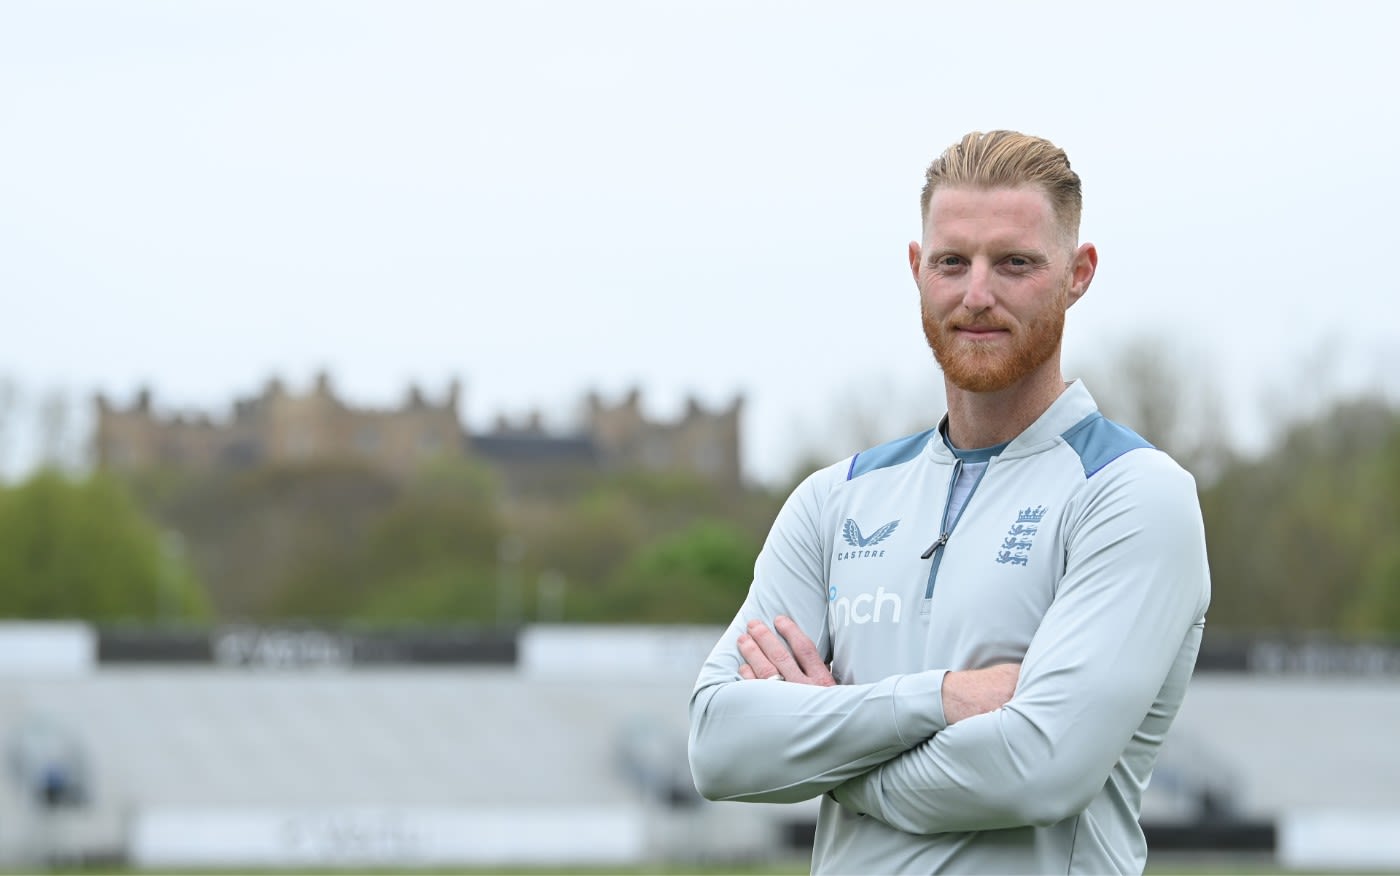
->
[933, 255, 963, 268]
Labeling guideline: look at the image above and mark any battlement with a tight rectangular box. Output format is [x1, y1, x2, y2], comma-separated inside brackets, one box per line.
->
[94, 376, 743, 488]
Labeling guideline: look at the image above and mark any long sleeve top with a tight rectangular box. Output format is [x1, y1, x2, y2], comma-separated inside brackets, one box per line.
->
[688, 381, 1211, 875]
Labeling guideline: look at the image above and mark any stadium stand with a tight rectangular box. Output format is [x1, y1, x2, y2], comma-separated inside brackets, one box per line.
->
[1, 623, 1398, 869]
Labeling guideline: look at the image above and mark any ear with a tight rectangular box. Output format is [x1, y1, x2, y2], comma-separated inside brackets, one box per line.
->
[1066, 242, 1097, 308]
[908, 241, 922, 284]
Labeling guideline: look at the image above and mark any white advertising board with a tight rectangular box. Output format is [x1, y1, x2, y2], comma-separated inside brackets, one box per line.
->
[130, 806, 646, 868]
[1278, 809, 1400, 870]
[519, 624, 723, 679]
[0, 622, 95, 676]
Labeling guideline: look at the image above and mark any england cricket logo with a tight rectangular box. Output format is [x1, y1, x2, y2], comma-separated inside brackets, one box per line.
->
[995, 505, 1046, 566]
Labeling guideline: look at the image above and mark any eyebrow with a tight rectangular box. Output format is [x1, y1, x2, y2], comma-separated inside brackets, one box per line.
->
[926, 246, 1051, 260]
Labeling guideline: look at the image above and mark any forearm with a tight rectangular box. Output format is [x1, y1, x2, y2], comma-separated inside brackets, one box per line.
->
[833, 621, 1204, 832]
[688, 666, 946, 803]
[833, 455, 1211, 833]
[831, 692, 1117, 832]
[687, 463, 957, 803]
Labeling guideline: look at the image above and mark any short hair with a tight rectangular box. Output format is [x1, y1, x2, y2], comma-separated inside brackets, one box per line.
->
[919, 130, 1082, 242]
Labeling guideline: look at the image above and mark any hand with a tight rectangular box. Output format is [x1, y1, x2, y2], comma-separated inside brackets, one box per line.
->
[736, 616, 836, 686]
[941, 662, 1020, 724]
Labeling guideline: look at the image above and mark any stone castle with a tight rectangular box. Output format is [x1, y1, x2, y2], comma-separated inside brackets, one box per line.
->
[94, 374, 744, 490]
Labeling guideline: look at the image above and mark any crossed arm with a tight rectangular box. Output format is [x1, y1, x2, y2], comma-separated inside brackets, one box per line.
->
[688, 454, 1210, 834]
[688, 471, 1000, 805]
[738, 614, 1019, 726]
[688, 605, 1028, 812]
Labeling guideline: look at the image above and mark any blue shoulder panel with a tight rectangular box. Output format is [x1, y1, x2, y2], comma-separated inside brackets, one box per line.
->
[847, 427, 939, 480]
[1061, 413, 1154, 478]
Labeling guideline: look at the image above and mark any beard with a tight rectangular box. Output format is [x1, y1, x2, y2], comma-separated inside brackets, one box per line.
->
[922, 289, 1067, 393]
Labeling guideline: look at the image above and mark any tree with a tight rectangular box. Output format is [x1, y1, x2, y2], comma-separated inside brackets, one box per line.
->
[35, 387, 83, 472]
[1072, 334, 1232, 484]
[1199, 395, 1400, 633]
[132, 460, 401, 620]
[1339, 426, 1400, 636]
[0, 470, 208, 621]
[271, 459, 506, 623]
[285, 499, 505, 624]
[505, 468, 783, 622]
[596, 520, 761, 623]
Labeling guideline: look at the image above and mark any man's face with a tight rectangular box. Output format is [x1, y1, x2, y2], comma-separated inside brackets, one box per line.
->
[913, 185, 1095, 394]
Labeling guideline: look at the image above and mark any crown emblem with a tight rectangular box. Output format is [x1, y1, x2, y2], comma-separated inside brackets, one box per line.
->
[1016, 505, 1048, 524]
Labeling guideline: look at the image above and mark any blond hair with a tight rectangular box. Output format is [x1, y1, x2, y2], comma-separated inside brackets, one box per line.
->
[920, 130, 1082, 241]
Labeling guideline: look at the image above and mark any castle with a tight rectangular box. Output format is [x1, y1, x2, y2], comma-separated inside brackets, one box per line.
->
[94, 374, 745, 490]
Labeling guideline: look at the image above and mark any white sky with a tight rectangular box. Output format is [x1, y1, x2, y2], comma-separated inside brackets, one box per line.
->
[2, 0, 1397, 485]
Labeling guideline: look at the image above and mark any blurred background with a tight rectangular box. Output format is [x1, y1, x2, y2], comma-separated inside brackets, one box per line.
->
[2, 0, 1398, 872]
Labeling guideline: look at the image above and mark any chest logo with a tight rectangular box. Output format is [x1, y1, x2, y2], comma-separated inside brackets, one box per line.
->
[837, 518, 899, 560]
[995, 505, 1047, 566]
[843, 518, 899, 548]
[829, 584, 903, 626]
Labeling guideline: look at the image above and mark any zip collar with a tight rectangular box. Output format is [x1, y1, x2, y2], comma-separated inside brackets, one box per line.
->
[940, 423, 1009, 463]
[926, 380, 1100, 464]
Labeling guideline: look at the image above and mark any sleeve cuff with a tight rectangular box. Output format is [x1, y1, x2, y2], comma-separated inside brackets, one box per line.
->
[890, 668, 948, 744]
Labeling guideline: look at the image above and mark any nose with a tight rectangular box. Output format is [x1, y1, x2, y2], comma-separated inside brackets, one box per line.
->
[962, 261, 995, 313]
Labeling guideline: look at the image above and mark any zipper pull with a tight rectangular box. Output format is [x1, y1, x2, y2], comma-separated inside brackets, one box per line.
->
[921, 532, 949, 560]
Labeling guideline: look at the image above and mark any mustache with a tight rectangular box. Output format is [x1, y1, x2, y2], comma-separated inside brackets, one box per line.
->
[948, 317, 1011, 331]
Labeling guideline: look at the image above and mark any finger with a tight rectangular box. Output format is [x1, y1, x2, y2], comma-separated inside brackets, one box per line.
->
[737, 633, 778, 679]
[747, 620, 803, 681]
[738, 662, 756, 680]
[774, 616, 835, 686]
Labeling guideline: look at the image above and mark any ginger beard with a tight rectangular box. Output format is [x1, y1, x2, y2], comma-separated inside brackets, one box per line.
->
[922, 277, 1070, 394]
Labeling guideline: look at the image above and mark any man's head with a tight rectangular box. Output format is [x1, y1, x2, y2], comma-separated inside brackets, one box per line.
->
[913, 131, 1097, 397]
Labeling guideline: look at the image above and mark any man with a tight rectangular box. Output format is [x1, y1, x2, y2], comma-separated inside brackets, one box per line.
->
[688, 130, 1210, 874]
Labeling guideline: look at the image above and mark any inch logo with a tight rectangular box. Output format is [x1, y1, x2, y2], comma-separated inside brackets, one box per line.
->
[829, 585, 903, 626]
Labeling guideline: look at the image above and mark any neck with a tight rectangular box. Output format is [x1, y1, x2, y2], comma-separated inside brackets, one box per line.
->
[943, 361, 1070, 449]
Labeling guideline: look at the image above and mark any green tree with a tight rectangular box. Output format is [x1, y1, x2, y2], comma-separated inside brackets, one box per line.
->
[133, 460, 400, 620]
[1199, 396, 1400, 633]
[1347, 545, 1400, 635]
[595, 520, 760, 622]
[1340, 427, 1400, 635]
[515, 490, 644, 611]
[274, 459, 505, 623]
[0, 469, 208, 621]
[504, 469, 782, 622]
[117, 453, 786, 626]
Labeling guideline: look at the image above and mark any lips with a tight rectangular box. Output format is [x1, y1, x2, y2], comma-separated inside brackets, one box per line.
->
[954, 324, 1011, 337]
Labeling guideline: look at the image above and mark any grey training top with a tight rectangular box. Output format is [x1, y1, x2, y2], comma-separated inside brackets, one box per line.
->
[688, 381, 1211, 875]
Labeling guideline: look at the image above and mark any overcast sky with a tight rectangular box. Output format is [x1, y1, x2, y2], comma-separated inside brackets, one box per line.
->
[2, 1, 1396, 485]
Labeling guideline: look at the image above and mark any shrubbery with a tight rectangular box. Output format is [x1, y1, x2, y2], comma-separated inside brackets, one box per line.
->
[5, 392, 1399, 634]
